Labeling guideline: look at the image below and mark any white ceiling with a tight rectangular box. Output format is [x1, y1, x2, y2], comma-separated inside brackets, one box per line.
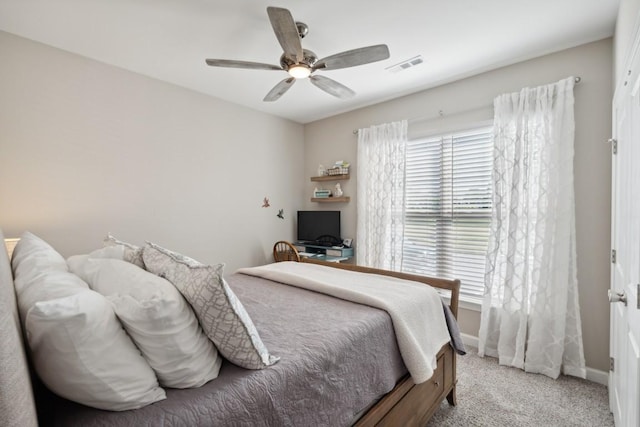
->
[0, 0, 619, 124]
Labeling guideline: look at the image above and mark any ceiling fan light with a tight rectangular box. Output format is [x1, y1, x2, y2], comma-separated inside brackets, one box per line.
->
[288, 65, 311, 79]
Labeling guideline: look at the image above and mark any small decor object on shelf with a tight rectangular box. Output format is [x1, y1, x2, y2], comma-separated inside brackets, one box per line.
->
[317, 164, 326, 176]
[327, 160, 350, 176]
[334, 183, 343, 197]
[313, 188, 332, 198]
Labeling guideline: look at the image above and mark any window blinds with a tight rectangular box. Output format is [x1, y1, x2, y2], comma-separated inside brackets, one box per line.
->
[402, 126, 493, 301]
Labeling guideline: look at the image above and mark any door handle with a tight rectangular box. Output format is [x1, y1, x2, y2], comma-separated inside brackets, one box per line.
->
[608, 290, 627, 306]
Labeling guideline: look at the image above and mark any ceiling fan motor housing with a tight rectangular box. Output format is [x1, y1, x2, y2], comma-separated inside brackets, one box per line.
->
[280, 49, 317, 71]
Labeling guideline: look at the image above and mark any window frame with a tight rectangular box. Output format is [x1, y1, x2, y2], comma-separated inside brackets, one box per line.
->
[401, 122, 494, 308]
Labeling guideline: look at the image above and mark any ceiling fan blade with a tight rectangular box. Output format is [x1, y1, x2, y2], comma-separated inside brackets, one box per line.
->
[205, 59, 282, 71]
[309, 75, 355, 99]
[267, 6, 303, 62]
[263, 77, 296, 102]
[313, 44, 390, 71]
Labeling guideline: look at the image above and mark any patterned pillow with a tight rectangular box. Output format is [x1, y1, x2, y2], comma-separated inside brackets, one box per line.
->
[142, 242, 279, 370]
[103, 233, 145, 269]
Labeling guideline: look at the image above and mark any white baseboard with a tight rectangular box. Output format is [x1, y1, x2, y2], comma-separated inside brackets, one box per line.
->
[459, 333, 609, 386]
[586, 367, 609, 386]
[461, 333, 478, 349]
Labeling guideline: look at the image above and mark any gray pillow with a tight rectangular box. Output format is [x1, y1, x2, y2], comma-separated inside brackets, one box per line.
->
[142, 242, 279, 370]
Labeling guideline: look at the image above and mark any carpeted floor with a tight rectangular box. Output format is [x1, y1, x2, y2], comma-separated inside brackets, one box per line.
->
[427, 347, 614, 427]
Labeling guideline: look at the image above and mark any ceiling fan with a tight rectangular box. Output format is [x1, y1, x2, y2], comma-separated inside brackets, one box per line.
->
[205, 6, 390, 102]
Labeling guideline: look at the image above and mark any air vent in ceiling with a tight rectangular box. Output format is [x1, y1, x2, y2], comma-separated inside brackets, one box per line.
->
[385, 55, 424, 73]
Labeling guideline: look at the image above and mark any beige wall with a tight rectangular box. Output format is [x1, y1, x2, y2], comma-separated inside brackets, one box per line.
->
[0, 31, 305, 272]
[615, 0, 640, 84]
[304, 39, 613, 372]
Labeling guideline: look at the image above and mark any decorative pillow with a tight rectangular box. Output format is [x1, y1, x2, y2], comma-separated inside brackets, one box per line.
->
[11, 232, 164, 411]
[26, 290, 166, 410]
[103, 233, 145, 268]
[68, 257, 222, 388]
[143, 242, 279, 369]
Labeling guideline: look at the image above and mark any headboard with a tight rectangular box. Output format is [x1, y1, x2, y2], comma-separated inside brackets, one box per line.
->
[0, 229, 38, 426]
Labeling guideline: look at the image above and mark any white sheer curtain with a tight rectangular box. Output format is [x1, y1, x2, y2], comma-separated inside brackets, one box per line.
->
[356, 120, 408, 270]
[478, 77, 586, 379]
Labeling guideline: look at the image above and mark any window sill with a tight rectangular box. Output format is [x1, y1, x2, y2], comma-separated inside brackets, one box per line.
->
[458, 297, 482, 312]
[440, 293, 482, 312]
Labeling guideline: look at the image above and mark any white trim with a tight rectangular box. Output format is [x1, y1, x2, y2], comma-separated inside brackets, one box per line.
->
[440, 294, 482, 312]
[617, 6, 640, 89]
[459, 297, 481, 312]
[616, 7, 640, 99]
[586, 367, 609, 386]
[461, 333, 479, 349]
[460, 333, 609, 386]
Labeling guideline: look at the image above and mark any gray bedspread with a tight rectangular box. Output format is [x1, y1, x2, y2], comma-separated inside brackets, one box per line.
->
[40, 273, 406, 427]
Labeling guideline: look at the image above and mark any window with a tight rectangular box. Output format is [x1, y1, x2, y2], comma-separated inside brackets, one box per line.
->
[401, 126, 493, 303]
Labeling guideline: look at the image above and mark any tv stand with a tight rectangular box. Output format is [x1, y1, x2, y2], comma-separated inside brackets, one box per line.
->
[311, 241, 333, 247]
[293, 242, 354, 263]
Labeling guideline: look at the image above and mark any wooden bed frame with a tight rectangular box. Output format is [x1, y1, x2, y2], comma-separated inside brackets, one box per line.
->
[302, 258, 460, 426]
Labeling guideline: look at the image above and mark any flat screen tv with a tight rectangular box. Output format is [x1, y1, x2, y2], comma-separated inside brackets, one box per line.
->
[297, 210, 341, 244]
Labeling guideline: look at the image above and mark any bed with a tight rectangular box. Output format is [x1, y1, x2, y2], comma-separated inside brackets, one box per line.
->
[0, 229, 461, 427]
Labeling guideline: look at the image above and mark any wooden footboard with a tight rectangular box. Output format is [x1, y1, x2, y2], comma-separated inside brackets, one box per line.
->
[301, 258, 459, 427]
[355, 344, 455, 426]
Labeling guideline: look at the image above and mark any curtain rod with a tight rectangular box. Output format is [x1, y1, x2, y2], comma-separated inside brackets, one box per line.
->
[352, 76, 582, 135]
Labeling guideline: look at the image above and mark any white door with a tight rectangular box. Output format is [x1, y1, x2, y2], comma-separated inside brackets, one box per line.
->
[610, 34, 640, 427]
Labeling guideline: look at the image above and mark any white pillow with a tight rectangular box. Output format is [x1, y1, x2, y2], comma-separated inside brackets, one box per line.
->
[68, 257, 222, 388]
[103, 233, 145, 268]
[12, 231, 165, 410]
[26, 290, 166, 410]
[143, 242, 279, 370]
[16, 270, 89, 326]
[89, 245, 127, 260]
[12, 232, 88, 326]
[11, 231, 67, 275]
[65, 245, 127, 272]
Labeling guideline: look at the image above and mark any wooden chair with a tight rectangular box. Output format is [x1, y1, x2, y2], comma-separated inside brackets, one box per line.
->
[273, 241, 301, 262]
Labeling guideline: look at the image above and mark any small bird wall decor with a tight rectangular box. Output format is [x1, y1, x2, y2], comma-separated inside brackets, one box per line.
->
[262, 197, 270, 208]
[277, 209, 284, 219]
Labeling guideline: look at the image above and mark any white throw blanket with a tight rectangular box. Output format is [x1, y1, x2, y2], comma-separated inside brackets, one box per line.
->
[236, 262, 450, 383]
